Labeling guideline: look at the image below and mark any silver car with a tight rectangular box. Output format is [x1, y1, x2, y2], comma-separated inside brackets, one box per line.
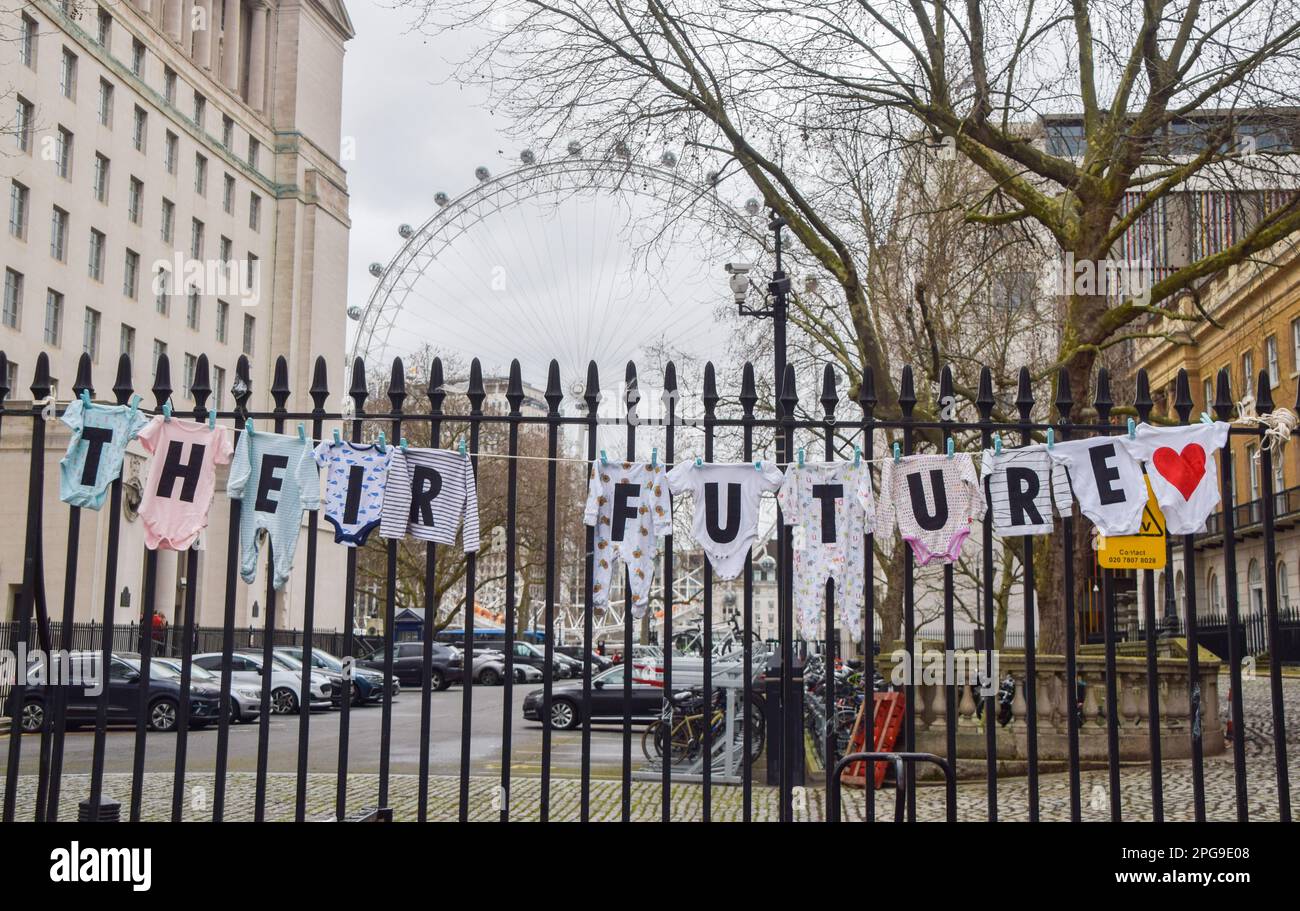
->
[156, 658, 262, 723]
[468, 648, 543, 686]
[193, 651, 332, 714]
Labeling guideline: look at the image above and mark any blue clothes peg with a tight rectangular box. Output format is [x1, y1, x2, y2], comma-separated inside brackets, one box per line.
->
[458, 437, 467, 457]
[244, 418, 254, 436]
[695, 456, 703, 467]
[208, 408, 216, 430]
[853, 445, 861, 466]
[797, 448, 805, 468]
[601, 450, 609, 466]
[946, 437, 955, 459]
[333, 428, 342, 445]
[400, 437, 408, 451]
[754, 460, 763, 472]
[1200, 412, 1213, 424]
[298, 423, 307, 443]
[162, 398, 173, 422]
[893, 442, 901, 464]
[1047, 428, 1055, 450]
[128, 393, 141, 415]
[993, 433, 1003, 455]
[377, 432, 387, 453]
[650, 447, 658, 469]
[1127, 417, 1136, 439]
[80, 388, 91, 408]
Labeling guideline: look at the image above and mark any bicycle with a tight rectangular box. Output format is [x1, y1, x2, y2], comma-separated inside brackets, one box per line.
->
[641, 685, 766, 766]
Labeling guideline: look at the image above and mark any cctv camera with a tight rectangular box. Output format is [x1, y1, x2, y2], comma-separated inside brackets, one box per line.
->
[724, 262, 754, 275]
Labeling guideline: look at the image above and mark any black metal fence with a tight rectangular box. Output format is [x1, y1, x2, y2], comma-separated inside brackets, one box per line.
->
[0, 346, 1294, 823]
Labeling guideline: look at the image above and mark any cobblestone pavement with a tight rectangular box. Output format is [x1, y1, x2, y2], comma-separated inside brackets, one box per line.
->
[3, 676, 1295, 821]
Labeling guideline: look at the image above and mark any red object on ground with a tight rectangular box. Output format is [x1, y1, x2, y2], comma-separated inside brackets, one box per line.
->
[840, 692, 905, 789]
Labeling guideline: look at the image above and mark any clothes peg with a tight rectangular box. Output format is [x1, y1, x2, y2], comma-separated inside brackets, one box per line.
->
[946, 437, 955, 459]
[296, 422, 305, 443]
[458, 437, 467, 457]
[993, 433, 1003, 455]
[377, 432, 387, 453]
[1047, 428, 1055, 450]
[207, 408, 216, 430]
[695, 456, 703, 467]
[797, 448, 805, 468]
[893, 442, 901, 464]
[754, 460, 763, 472]
[333, 428, 341, 445]
[80, 388, 91, 408]
[162, 398, 173, 422]
[650, 447, 658, 469]
[1127, 417, 1136, 439]
[853, 445, 861, 467]
[601, 449, 609, 466]
[400, 437, 408, 451]
[128, 393, 141, 415]
[1200, 412, 1213, 424]
[244, 418, 254, 436]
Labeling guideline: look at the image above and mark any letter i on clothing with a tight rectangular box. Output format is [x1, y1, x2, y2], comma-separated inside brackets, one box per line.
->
[584, 460, 672, 618]
[876, 453, 985, 565]
[314, 440, 392, 546]
[227, 431, 321, 589]
[59, 398, 149, 509]
[136, 416, 234, 550]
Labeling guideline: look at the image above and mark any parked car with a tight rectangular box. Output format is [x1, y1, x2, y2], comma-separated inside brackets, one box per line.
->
[192, 651, 332, 714]
[470, 649, 543, 686]
[357, 642, 462, 690]
[503, 640, 574, 679]
[275, 646, 395, 705]
[257, 650, 348, 709]
[7, 652, 221, 733]
[522, 664, 664, 730]
[555, 646, 613, 672]
[155, 657, 262, 724]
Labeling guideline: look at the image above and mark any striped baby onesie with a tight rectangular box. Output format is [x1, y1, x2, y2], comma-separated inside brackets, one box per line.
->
[980, 445, 1073, 536]
[379, 447, 481, 552]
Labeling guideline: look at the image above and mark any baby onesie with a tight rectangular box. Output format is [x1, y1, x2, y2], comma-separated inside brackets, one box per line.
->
[313, 440, 392, 546]
[1118, 422, 1230, 535]
[584, 460, 672, 619]
[227, 431, 321, 590]
[379, 448, 481, 551]
[59, 398, 149, 509]
[877, 454, 985, 565]
[776, 461, 875, 642]
[1047, 436, 1148, 536]
[136, 416, 234, 550]
[666, 461, 783, 579]
[980, 445, 1073, 536]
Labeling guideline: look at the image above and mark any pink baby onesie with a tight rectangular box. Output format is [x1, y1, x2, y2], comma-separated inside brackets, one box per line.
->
[136, 416, 234, 550]
[877, 453, 985, 565]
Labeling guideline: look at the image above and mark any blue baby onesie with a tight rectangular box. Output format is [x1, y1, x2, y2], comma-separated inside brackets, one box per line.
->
[59, 399, 149, 509]
[227, 430, 321, 590]
[312, 440, 391, 546]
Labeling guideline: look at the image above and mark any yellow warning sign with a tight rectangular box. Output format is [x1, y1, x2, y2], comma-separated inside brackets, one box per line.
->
[1097, 476, 1167, 570]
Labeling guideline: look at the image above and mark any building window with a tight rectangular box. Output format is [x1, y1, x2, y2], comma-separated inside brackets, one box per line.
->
[213, 365, 226, 410]
[1247, 443, 1260, 501]
[216, 299, 229, 343]
[222, 173, 235, 214]
[19, 15, 36, 69]
[155, 268, 170, 315]
[164, 132, 178, 175]
[56, 127, 73, 179]
[152, 339, 167, 374]
[127, 177, 143, 224]
[190, 218, 204, 259]
[97, 79, 114, 127]
[194, 153, 207, 195]
[131, 38, 145, 77]
[93, 153, 110, 203]
[97, 8, 112, 49]
[1280, 561, 1292, 612]
[123, 249, 139, 299]
[14, 97, 33, 153]
[9, 181, 28, 238]
[242, 314, 255, 356]
[221, 115, 234, 149]
[60, 48, 77, 100]
[249, 193, 260, 231]
[246, 253, 258, 292]
[160, 198, 174, 243]
[248, 137, 260, 170]
[3, 269, 23, 329]
[87, 229, 105, 281]
[163, 67, 178, 104]
[193, 92, 206, 129]
[219, 235, 232, 264]
[1243, 350, 1255, 398]
[120, 323, 135, 362]
[1267, 335, 1280, 387]
[183, 353, 197, 397]
[49, 207, 68, 261]
[186, 286, 200, 329]
[133, 107, 147, 152]
[1275, 450, 1285, 496]
[83, 307, 101, 361]
[44, 289, 63, 346]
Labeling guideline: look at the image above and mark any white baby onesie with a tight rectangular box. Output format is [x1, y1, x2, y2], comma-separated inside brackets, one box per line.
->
[877, 454, 985, 565]
[1118, 422, 1230, 535]
[667, 461, 783, 579]
[776, 461, 875, 643]
[584, 459, 673, 618]
[1047, 437, 1148, 536]
[980, 445, 1073, 536]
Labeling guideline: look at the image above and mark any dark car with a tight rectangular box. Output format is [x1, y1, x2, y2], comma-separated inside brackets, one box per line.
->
[555, 646, 613, 672]
[6, 652, 221, 733]
[357, 642, 462, 690]
[522, 664, 663, 730]
[502, 640, 575, 679]
[276, 646, 395, 705]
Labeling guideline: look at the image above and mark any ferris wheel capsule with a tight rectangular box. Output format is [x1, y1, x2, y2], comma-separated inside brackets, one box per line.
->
[347, 305, 362, 320]
[520, 149, 536, 165]
[398, 224, 414, 239]
[475, 166, 491, 182]
[659, 150, 677, 168]
[434, 191, 450, 207]
[368, 262, 384, 277]
[744, 197, 761, 216]
[566, 140, 582, 157]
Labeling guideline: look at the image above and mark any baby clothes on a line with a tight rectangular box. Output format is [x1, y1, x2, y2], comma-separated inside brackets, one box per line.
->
[1118, 422, 1230, 535]
[227, 431, 321, 590]
[314, 441, 392, 546]
[136, 417, 234, 550]
[1047, 436, 1147, 536]
[877, 453, 985, 565]
[59, 398, 149, 509]
[666, 461, 783, 579]
[379, 448, 481, 551]
[776, 461, 875, 642]
[584, 460, 672, 619]
[980, 445, 1073, 536]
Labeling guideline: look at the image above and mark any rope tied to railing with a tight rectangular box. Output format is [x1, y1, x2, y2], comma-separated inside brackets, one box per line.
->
[1234, 394, 1299, 458]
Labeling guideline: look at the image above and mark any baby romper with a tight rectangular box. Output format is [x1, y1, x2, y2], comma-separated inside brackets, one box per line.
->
[666, 461, 783, 579]
[980, 445, 1073, 536]
[877, 453, 985, 565]
[314, 440, 392, 546]
[776, 461, 875, 642]
[136, 416, 234, 550]
[1046, 436, 1148, 536]
[59, 398, 149, 509]
[227, 430, 321, 590]
[584, 460, 672, 618]
[1118, 422, 1231, 535]
[379, 448, 480, 551]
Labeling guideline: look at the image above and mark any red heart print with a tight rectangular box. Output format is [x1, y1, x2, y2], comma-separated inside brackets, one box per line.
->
[1151, 443, 1206, 500]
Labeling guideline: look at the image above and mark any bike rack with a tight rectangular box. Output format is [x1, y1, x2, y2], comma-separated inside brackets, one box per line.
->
[829, 751, 954, 823]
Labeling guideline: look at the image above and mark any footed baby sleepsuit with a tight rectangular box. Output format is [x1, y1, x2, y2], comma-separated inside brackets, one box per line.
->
[59, 398, 149, 509]
[776, 461, 875, 642]
[227, 431, 321, 590]
[877, 454, 985, 565]
[666, 461, 783, 579]
[314, 441, 392, 546]
[584, 460, 672, 618]
[379, 448, 481, 551]
[1118, 422, 1230, 535]
[980, 445, 1073, 536]
[136, 416, 234, 550]
[1047, 437, 1148, 536]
